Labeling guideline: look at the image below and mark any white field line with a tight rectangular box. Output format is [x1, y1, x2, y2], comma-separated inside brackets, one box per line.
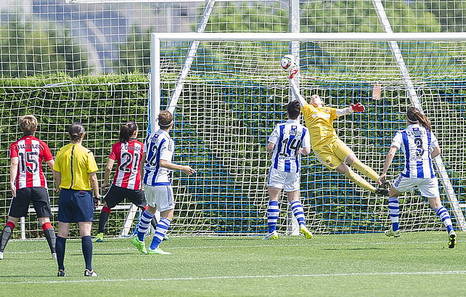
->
[5, 239, 453, 255]
[3, 270, 466, 285]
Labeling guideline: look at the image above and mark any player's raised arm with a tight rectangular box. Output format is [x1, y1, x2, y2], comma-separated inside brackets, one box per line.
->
[336, 102, 365, 117]
[281, 55, 308, 107]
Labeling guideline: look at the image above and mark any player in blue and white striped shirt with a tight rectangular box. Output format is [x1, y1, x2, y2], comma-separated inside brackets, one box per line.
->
[265, 100, 313, 239]
[130, 110, 195, 254]
[379, 107, 456, 248]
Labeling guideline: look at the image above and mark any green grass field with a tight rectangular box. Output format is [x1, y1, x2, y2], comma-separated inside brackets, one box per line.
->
[1, 232, 465, 297]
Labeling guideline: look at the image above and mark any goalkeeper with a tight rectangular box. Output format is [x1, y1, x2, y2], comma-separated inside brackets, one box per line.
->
[294, 92, 383, 193]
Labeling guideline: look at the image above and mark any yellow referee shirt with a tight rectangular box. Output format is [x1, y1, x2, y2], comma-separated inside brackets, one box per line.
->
[53, 143, 98, 191]
[301, 104, 339, 148]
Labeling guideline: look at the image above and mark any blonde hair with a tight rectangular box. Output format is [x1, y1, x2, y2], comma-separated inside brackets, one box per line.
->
[19, 115, 38, 135]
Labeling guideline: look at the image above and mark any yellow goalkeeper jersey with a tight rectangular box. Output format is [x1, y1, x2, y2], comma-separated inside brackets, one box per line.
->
[301, 104, 339, 147]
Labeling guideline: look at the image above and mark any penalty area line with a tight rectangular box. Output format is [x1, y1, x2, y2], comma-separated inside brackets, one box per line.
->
[4, 270, 466, 285]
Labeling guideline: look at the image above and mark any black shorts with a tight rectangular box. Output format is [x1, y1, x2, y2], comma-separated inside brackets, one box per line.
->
[104, 185, 146, 209]
[9, 187, 52, 218]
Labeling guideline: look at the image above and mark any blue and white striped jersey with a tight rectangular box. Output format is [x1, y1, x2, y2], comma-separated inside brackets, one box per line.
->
[143, 129, 174, 186]
[391, 124, 438, 179]
[268, 120, 311, 173]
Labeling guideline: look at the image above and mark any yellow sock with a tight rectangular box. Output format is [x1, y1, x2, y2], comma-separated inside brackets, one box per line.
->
[343, 168, 376, 192]
[351, 159, 380, 182]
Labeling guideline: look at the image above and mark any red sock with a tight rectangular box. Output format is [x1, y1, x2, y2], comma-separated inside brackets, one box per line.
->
[101, 206, 112, 214]
[41, 222, 53, 231]
[6, 221, 15, 230]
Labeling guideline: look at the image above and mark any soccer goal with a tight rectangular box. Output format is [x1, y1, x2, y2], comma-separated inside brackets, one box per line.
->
[149, 32, 466, 235]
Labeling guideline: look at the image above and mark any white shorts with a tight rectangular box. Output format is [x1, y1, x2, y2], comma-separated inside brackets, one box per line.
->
[392, 175, 440, 198]
[143, 185, 175, 212]
[267, 167, 300, 192]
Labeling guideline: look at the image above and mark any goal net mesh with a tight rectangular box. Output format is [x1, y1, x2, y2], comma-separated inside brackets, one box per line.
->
[157, 39, 466, 235]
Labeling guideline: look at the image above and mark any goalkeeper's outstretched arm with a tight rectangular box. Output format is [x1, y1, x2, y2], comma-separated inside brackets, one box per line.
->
[289, 79, 308, 107]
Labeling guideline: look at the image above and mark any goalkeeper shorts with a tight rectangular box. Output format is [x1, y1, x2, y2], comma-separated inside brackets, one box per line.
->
[143, 185, 175, 212]
[313, 138, 353, 170]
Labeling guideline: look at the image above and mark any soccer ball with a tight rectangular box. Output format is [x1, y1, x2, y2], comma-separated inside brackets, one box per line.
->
[280, 55, 295, 70]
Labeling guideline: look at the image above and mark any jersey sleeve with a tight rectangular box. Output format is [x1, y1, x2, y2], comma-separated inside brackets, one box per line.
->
[108, 143, 119, 160]
[391, 132, 403, 149]
[53, 150, 61, 172]
[139, 140, 145, 154]
[41, 141, 53, 162]
[87, 151, 99, 173]
[268, 125, 280, 144]
[160, 138, 174, 161]
[429, 132, 439, 149]
[9, 143, 18, 158]
[302, 128, 311, 149]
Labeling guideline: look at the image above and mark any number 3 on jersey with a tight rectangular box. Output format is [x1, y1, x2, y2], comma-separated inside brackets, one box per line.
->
[414, 137, 424, 158]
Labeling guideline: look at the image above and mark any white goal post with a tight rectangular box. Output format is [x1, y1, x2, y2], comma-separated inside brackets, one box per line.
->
[151, 32, 466, 234]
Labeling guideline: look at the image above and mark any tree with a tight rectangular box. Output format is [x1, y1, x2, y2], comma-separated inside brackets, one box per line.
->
[414, 0, 466, 32]
[0, 20, 89, 77]
[204, 2, 288, 33]
[114, 26, 151, 74]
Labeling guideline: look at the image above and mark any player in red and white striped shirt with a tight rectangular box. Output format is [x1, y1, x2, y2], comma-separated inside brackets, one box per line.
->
[0, 115, 56, 260]
[96, 122, 155, 242]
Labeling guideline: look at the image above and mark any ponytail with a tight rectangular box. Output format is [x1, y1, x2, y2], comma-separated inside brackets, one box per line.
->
[406, 106, 432, 131]
[119, 121, 138, 143]
[68, 122, 86, 142]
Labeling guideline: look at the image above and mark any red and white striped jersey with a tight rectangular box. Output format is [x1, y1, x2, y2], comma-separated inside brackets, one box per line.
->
[109, 139, 144, 190]
[9, 136, 53, 189]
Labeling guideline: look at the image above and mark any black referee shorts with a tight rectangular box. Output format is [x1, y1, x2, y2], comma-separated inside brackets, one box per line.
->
[8, 187, 52, 218]
[104, 185, 146, 209]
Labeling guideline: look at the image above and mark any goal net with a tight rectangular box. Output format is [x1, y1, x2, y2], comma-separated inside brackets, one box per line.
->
[151, 33, 466, 235]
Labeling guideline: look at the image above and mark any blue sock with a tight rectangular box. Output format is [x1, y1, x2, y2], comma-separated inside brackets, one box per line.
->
[137, 210, 154, 241]
[56, 236, 66, 270]
[81, 236, 93, 271]
[267, 200, 279, 233]
[150, 218, 171, 250]
[388, 197, 400, 231]
[290, 201, 306, 227]
[435, 206, 454, 233]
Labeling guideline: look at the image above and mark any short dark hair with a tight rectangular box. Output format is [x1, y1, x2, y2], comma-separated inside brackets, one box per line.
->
[287, 100, 301, 119]
[119, 121, 138, 143]
[68, 122, 86, 142]
[158, 110, 173, 129]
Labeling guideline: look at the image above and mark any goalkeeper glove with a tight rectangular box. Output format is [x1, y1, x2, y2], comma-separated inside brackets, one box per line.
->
[350, 102, 365, 112]
[288, 67, 299, 79]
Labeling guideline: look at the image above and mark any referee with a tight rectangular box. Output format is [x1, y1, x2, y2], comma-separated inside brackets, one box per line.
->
[53, 122, 100, 277]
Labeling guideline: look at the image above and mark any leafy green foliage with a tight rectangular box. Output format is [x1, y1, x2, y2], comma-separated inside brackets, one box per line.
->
[0, 20, 89, 77]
